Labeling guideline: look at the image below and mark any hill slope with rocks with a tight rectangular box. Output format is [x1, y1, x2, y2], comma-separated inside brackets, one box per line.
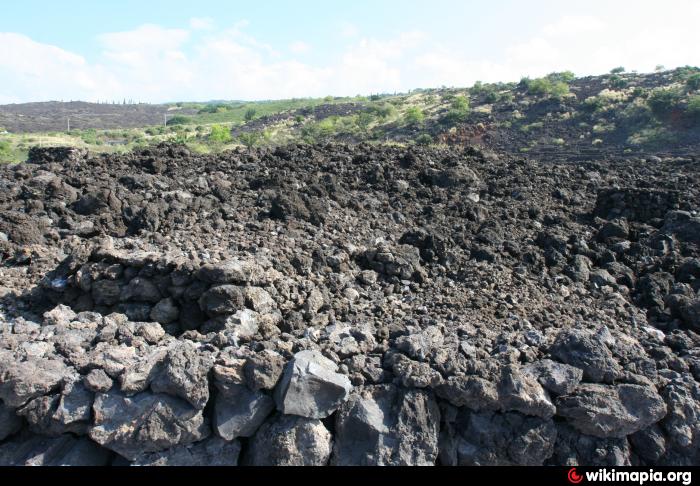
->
[0, 143, 698, 466]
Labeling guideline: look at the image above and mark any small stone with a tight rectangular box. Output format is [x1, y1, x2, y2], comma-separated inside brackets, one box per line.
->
[84, 369, 114, 393]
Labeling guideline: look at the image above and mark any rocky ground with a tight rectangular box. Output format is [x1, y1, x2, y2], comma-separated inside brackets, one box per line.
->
[0, 143, 698, 466]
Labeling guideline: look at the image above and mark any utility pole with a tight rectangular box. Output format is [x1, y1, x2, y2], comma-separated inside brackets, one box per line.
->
[164, 114, 168, 127]
[67, 117, 70, 131]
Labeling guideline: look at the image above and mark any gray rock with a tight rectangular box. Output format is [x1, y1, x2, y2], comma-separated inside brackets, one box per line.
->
[245, 414, 332, 466]
[90, 390, 209, 460]
[440, 408, 557, 466]
[332, 384, 440, 466]
[84, 369, 114, 393]
[150, 298, 180, 324]
[497, 365, 556, 418]
[50, 381, 93, 433]
[549, 328, 621, 383]
[556, 383, 667, 438]
[214, 383, 274, 440]
[244, 349, 285, 391]
[92, 280, 121, 306]
[630, 424, 667, 462]
[243, 287, 276, 313]
[0, 433, 111, 466]
[548, 423, 631, 466]
[199, 285, 245, 317]
[119, 346, 168, 394]
[132, 437, 241, 466]
[120, 277, 162, 303]
[523, 359, 583, 395]
[395, 326, 443, 361]
[275, 350, 352, 419]
[386, 352, 442, 388]
[19, 381, 93, 437]
[0, 402, 22, 441]
[0, 357, 75, 408]
[134, 322, 166, 344]
[224, 309, 260, 340]
[434, 375, 500, 411]
[197, 259, 267, 285]
[660, 374, 700, 452]
[150, 341, 214, 410]
[662, 211, 700, 244]
[43, 305, 77, 326]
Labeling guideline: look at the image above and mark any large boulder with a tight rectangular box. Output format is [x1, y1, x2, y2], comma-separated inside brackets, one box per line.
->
[89, 390, 209, 460]
[150, 341, 214, 410]
[556, 383, 667, 438]
[214, 383, 274, 441]
[523, 359, 583, 395]
[549, 328, 621, 383]
[332, 385, 440, 466]
[0, 402, 22, 441]
[132, 437, 241, 466]
[440, 408, 557, 466]
[274, 350, 352, 419]
[198, 285, 245, 317]
[197, 259, 267, 286]
[245, 414, 332, 466]
[0, 357, 76, 408]
[0, 433, 111, 466]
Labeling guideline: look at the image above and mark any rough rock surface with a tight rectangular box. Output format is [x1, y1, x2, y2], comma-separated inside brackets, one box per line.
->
[0, 143, 698, 465]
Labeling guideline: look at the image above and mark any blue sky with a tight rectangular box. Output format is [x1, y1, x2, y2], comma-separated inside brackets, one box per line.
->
[1, 0, 699, 103]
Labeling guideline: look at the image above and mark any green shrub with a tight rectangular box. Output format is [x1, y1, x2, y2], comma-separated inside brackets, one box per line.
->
[647, 88, 682, 118]
[687, 95, 700, 123]
[415, 133, 433, 145]
[686, 74, 700, 91]
[609, 75, 628, 89]
[166, 115, 192, 126]
[239, 132, 261, 148]
[452, 96, 470, 111]
[404, 107, 425, 126]
[209, 125, 232, 143]
[244, 108, 257, 122]
[610, 66, 625, 74]
[484, 91, 500, 103]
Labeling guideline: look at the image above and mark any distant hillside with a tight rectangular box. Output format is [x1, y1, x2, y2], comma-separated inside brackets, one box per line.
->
[229, 67, 700, 159]
[0, 101, 196, 133]
[1, 67, 699, 163]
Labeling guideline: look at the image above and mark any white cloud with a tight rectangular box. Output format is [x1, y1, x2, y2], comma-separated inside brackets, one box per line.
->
[289, 41, 311, 55]
[1, 7, 700, 104]
[190, 17, 215, 30]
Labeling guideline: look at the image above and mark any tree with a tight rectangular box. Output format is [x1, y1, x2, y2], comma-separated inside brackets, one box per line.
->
[239, 132, 260, 148]
[610, 66, 625, 74]
[404, 107, 425, 126]
[166, 115, 192, 126]
[244, 108, 257, 122]
[686, 73, 700, 91]
[648, 88, 682, 118]
[209, 125, 232, 143]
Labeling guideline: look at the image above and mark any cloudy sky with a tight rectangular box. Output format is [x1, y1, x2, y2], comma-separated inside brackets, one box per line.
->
[1, 0, 699, 103]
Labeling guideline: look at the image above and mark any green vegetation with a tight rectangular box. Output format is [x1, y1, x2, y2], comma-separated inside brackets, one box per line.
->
[647, 88, 682, 118]
[244, 108, 257, 122]
[686, 74, 700, 91]
[209, 124, 232, 143]
[520, 74, 570, 98]
[415, 133, 433, 146]
[404, 107, 425, 126]
[610, 67, 626, 74]
[166, 115, 192, 126]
